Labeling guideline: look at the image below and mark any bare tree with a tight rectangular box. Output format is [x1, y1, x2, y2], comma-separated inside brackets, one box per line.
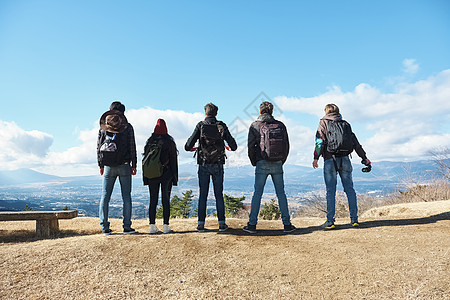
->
[428, 147, 450, 180]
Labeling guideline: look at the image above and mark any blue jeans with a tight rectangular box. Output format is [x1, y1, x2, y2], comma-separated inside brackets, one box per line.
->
[99, 164, 133, 231]
[197, 164, 225, 225]
[323, 156, 358, 223]
[248, 160, 291, 226]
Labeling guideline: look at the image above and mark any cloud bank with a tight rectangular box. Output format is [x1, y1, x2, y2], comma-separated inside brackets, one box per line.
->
[275, 69, 450, 162]
[1, 67, 449, 176]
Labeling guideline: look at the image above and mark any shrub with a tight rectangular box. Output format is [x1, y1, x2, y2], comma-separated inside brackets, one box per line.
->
[296, 192, 384, 218]
[156, 190, 194, 219]
[394, 180, 450, 203]
[259, 199, 281, 220]
[24, 204, 34, 211]
[224, 194, 245, 217]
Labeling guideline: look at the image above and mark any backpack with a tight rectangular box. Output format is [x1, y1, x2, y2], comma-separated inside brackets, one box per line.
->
[326, 120, 354, 156]
[259, 122, 287, 161]
[142, 140, 164, 179]
[100, 131, 126, 166]
[198, 121, 225, 164]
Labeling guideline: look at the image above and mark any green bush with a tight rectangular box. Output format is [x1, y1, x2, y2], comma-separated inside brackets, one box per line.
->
[259, 199, 281, 220]
[24, 204, 34, 211]
[156, 190, 194, 219]
[224, 194, 245, 217]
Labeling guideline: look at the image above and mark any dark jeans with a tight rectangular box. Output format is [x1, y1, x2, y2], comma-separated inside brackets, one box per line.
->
[197, 164, 225, 225]
[148, 172, 173, 225]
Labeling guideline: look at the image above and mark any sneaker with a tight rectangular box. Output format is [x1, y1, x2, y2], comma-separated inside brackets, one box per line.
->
[218, 224, 229, 232]
[351, 221, 360, 228]
[102, 229, 112, 235]
[284, 224, 297, 233]
[149, 224, 159, 234]
[321, 221, 335, 230]
[163, 224, 172, 234]
[123, 228, 136, 234]
[243, 224, 256, 234]
[197, 224, 206, 232]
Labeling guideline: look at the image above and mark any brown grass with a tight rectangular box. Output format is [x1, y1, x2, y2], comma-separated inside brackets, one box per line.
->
[297, 180, 450, 219]
[1, 201, 449, 299]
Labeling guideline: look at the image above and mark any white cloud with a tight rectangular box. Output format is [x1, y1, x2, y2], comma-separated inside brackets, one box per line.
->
[275, 69, 450, 162]
[402, 58, 419, 75]
[0, 121, 53, 169]
[36, 107, 207, 175]
[3, 67, 449, 176]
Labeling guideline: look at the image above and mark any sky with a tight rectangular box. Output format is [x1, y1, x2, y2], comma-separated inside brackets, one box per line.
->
[0, 0, 449, 176]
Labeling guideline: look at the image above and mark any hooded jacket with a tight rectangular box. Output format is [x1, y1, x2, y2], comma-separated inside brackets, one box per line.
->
[97, 123, 137, 168]
[248, 113, 290, 166]
[314, 112, 367, 161]
[143, 134, 178, 186]
[185, 116, 237, 165]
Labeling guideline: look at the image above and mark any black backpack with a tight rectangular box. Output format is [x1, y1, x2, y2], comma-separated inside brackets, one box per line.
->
[198, 121, 225, 164]
[99, 130, 127, 166]
[259, 122, 287, 161]
[326, 120, 354, 156]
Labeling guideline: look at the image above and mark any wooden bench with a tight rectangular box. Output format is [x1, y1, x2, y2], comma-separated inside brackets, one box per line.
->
[0, 210, 78, 237]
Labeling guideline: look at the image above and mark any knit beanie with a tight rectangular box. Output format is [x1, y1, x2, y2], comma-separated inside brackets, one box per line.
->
[154, 119, 168, 135]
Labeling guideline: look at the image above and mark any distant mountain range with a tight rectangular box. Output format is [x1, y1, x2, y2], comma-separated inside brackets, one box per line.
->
[0, 159, 444, 193]
[0, 159, 446, 215]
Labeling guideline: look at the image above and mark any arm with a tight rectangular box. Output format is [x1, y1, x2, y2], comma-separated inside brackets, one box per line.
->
[185, 122, 201, 151]
[352, 133, 368, 161]
[282, 123, 289, 164]
[128, 125, 137, 174]
[169, 140, 179, 186]
[247, 124, 258, 166]
[97, 129, 104, 168]
[222, 123, 237, 151]
[313, 119, 326, 168]
[314, 132, 324, 160]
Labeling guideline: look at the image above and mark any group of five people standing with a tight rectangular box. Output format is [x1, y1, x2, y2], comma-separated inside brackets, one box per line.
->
[96, 101, 370, 235]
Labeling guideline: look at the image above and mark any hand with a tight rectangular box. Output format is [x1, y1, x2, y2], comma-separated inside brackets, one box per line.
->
[189, 147, 198, 152]
[131, 168, 137, 175]
[312, 159, 319, 169]
[363, 159, 371, 166]
[100, 168, 104, 176]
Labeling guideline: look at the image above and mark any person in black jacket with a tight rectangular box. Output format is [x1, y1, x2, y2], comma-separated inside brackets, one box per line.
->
[97, 101, 137, 235]
[243, 101, 296, 234]
[185, 103, 237, 232]
[143, 119, 178, 234]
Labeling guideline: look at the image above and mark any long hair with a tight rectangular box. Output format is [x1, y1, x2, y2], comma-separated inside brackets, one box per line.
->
[143, 133, 178, 155]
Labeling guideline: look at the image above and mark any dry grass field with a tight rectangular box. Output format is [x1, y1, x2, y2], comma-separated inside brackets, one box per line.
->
[1, 200, 449, 299]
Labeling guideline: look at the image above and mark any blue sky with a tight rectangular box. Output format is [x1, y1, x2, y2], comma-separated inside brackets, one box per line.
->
[0, 1, 449, 176]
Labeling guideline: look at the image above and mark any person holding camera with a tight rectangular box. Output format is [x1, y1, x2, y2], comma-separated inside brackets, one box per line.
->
[312, 103, 371, 229]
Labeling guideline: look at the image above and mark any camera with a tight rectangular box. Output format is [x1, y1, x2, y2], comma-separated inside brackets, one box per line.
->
[361, 159, 372, 173]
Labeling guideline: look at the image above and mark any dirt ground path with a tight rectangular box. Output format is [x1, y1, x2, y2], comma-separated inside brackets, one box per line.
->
[1, 205, 449, 299]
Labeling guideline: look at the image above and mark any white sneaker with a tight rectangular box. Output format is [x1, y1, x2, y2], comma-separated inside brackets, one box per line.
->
[163, 224, 172, 234]
[149, 224, 159, 234]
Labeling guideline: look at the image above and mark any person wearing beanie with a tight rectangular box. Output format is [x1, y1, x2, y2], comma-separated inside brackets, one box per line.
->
[143, 119, 178, 234]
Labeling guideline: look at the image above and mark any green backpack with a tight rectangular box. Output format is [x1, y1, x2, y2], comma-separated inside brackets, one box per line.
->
[142, 140, 164, 179]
